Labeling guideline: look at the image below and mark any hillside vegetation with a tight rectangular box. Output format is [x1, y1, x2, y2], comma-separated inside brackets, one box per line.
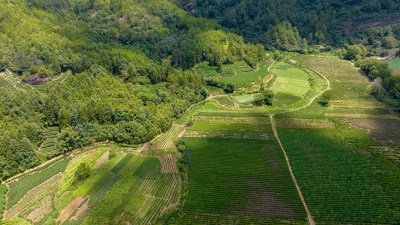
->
[0, 0, 265, 180]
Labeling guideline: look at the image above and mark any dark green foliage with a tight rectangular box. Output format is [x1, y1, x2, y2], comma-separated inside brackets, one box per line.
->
[7, 158, 70, 208]
[254, 89, 274, 105]
[0, 184, 7, 220]
[318, 91, 331, 107]
[182, 148, 191, 165]
[205, 80, 235, 93]
[175, 0, 400, 47]
[111, 154, 134, 174]
[264, 22, 306, 51]
[341, 44, 367, 61]
[357, 58, 392, 79]
[75, 162, 91, 182]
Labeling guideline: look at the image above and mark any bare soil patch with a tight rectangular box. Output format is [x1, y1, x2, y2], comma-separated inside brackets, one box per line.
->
[92, 151, 110, 169]
[71, 199, 89, 220]
[24, 74, 49, 85]
[160, 155, 177, 173]
[56, 196, 85, 224]
[25, 195, 53, 223]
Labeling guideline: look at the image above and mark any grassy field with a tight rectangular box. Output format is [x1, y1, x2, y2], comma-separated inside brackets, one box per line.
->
[270, 62, 310, 107]
[213, 60, 272, 88]
[195, 60, 272, 88]
[382, 57, 400, 71]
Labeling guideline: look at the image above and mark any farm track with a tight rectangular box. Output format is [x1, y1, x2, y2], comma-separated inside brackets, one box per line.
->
[268, 61, 331, 225]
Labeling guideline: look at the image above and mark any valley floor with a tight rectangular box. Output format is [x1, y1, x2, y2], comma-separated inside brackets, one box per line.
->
[1, 54, 400, 225]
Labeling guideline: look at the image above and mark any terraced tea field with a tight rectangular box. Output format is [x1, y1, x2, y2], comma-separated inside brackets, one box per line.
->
[0, 69, 32, 91]
[1, 122, 184, 224]
[175, 103, 308, 224]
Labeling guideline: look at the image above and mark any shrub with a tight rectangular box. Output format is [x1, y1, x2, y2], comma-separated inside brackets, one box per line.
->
[75, 162, 90, 182]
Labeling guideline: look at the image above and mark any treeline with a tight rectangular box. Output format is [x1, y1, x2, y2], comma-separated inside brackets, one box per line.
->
[175, 0, 400, 48]
[339, 44, 400, 111]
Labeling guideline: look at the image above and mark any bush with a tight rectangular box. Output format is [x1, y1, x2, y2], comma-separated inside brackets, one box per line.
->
[75, 162, 90, 182]
[319, 91, 331, 106]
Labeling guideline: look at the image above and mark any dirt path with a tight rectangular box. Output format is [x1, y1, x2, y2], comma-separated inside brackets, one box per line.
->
[268, 61, 331, 225]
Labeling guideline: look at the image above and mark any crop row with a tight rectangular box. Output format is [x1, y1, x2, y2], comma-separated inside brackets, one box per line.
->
[182, 137, 306, 219]
[152, 124, 183, 149]
[5, 173, 62, 219]
[0, 185, 7, 220]
[278, 129, 400, 223]
[7, 158, 70, 208]
[128, 173, 180, 224]
[111, 154, 134, 174]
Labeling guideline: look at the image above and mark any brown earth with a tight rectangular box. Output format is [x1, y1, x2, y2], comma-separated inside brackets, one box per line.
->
[56, 196, 85, 224]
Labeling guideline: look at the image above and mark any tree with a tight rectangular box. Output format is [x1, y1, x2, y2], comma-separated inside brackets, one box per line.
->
[357, 58, 392, 79]
[254, 89, 274, 105]
[319, 91, 331, 106]
[75, 162, 90, 182]
[342, 44, 367, 60]
[382, 36, 399, 49]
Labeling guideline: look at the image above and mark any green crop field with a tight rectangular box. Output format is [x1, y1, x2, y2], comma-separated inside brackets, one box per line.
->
[213, 61, 271, 88]
[213, 96, 236, 108]
[180, 137, 306, 223]
[277, 127, 400, 224]
[0, 185, 7, 220]
[270, 62, 310, 107]
[7, 158, 70, 208]
[233, 93, 256, 104]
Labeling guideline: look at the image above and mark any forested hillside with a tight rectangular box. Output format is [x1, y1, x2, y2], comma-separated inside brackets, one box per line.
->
[0, 0, 264, 180]
[175, 0, 400, 48]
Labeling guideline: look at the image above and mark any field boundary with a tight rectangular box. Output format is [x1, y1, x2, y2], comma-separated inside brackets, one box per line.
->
[269, 60, 331, 225]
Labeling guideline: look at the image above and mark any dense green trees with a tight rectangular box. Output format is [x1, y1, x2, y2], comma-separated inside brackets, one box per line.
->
[175, 0, 400, 47]
[356, 58, 400, 111]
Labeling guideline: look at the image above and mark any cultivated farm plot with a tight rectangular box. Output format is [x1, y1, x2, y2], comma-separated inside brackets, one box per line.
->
[180, 137, 307, 223]
[41, 127, 61, 154]
[275, 55, 400, 224]
[151, 124, 184, 150]
[79, 156, 180, 225]
[277, 128, 400, 224]
[6, 158, 70, 208]
[213, 60, 272, 88]
[270, 62, 310, 107]
[213, 96, 236, 108]
[0, 69, 33, 92]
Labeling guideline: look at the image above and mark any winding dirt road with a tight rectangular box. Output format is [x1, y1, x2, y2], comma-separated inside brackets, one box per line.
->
[268, 62, 331, 225]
